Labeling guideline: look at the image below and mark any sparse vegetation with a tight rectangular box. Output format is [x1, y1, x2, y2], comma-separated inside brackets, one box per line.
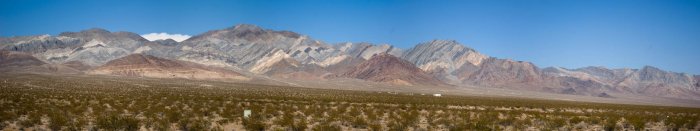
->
[1, 73, 699, 130]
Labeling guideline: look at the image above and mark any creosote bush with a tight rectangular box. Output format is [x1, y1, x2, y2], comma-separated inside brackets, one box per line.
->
[95, 114, 140, 131]
[0, 73, 699, 130]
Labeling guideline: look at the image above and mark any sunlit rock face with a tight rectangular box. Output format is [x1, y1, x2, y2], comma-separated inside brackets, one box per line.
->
[0, 28, 148, 66]
[1, 24, 699, 100]
[543, 66, 700, 99]
[174, 24, 401, 79]
[90, 54, 248, 80]
[401, 40, 488, 84]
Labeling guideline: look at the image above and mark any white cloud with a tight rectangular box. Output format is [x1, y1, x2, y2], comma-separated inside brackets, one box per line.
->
[141, 32, 191, 42]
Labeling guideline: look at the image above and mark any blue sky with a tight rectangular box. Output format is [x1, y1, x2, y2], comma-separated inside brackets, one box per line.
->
[1, 0, 699, 74]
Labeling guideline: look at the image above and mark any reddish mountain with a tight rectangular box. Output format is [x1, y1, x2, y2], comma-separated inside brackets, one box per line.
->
[0, 51, 84, 74]
[90, 54, 247, 80]
[0, 50, 45, 67]
[61, 61, 92, 71]
[337, 53, 445, 86]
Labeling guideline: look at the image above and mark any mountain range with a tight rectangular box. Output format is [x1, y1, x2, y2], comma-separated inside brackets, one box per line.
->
[1, 24, 699, 101]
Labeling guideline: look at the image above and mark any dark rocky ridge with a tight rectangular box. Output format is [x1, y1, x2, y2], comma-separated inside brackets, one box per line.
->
[338, 53, 446, 86]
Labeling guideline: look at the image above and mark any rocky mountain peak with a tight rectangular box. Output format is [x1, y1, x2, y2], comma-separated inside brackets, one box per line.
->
[158, 38, 177, 43]
[231, 24, 264, 32]
[579, 66, 609, 71]
[368, 53, 400, 63]
[636, 65, 672, 81]
[3, 24, 700, 100]
[58, 28, 147, 42]
[402, 39, 488, 75]
[640, 65, 662, 72]
[338, 53, 445, 86]
[424, 39, 475, 51]
[113, 32, 149, 42]
[427, 39, 456, 45]
[187, 24, 301, 43]
[59, 28, 109, 36]
[542, 66, 570, 73]
[84, 28, 111, 33]
[227, 24, 301, 38]
[152, 39, 178, 46]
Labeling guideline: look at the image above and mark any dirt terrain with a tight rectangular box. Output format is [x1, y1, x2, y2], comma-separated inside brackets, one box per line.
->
[276, 77, 700, 108]
[1, 73, 698, 131]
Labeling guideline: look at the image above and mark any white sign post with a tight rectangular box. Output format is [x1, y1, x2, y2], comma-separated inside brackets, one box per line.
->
[243, 109, 252, 118]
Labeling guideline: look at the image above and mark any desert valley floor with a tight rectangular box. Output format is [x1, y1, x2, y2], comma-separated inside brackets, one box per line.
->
[1, 73, 699, 131]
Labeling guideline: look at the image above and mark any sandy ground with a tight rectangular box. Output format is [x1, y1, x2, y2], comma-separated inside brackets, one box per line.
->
[273, 78, 700, 108]
[12, 72, 700, 108]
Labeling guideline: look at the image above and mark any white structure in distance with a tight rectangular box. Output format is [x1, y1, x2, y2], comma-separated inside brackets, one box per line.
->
[243, 109, 252, 118]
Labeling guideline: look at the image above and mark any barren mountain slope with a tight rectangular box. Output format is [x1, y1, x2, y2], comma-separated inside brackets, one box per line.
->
[90, 54, 248, 80]
[1, 24, 699, 100]
[337, 53, 446, 86]
[0, 50, 45, 67]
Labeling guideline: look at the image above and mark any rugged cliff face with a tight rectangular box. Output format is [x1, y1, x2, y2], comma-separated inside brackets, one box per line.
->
[338, 53, 445, 86]
[2, 24, 699, 100]
[543, 66, 700, 99]
[173, 24, 402, 79]
[58, 28, 148, 50]
[616, 66, 699, 99]
[402, 40, 548, 89]
[401, 40, 488, 84]
[0, 28, 148, 66]
[398, 39, 699, 98]
[177, 24, 328, 70]
[462, 58, 543, 86]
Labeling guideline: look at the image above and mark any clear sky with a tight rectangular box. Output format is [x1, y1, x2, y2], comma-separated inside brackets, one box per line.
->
[1, 0, 699, 74]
